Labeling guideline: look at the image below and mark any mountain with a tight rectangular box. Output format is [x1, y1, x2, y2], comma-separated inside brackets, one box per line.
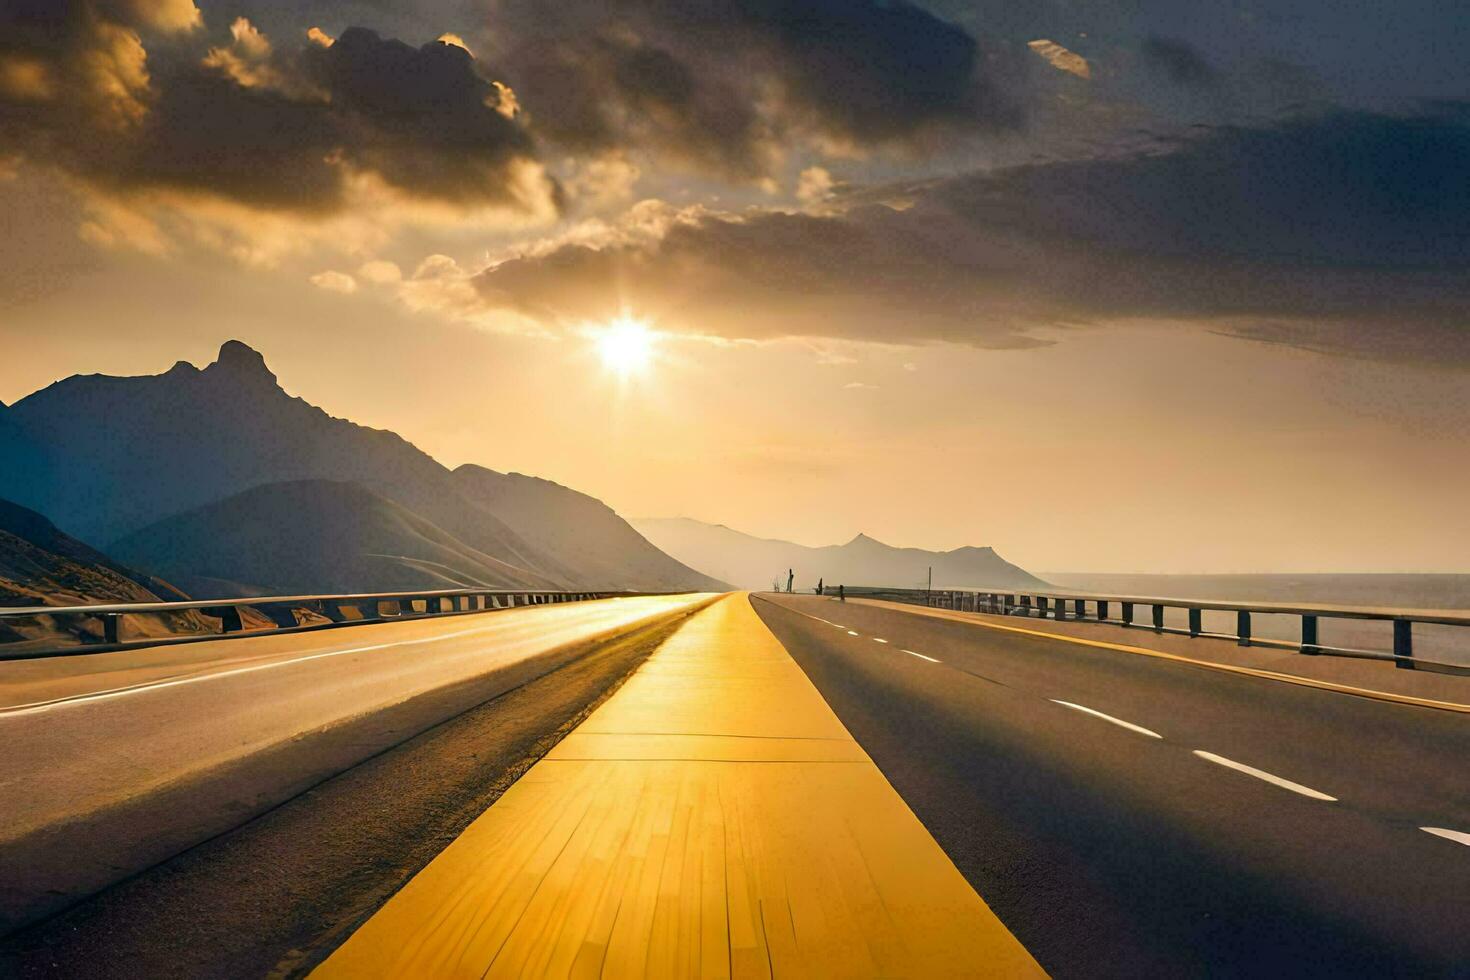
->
[0, 342, 539, 567]
[0, 497, 213, 648]
[0, 341, 721, 593]
[629, 517, 1046, 591]
[109, 479, 568, 597]
[451, 466, 726, 592]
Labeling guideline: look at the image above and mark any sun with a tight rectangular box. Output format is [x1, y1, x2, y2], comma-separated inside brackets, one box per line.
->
[594, 315, 657, 376]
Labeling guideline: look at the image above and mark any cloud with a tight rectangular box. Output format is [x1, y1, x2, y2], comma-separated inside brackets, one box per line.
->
[1140, 37, 1217, 87]
[465, 107, 1470, 362]
[1028, 40, 1090, 80]
[0, 9, 559, 259]
[309, 269, 357, 293]
[356, 259, 402, 284]
[488, 0, 1021, 180]
[0, 0, 197, 133]
[795, 166, 837, 204]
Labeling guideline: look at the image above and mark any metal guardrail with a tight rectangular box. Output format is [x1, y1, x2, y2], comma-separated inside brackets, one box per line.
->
[0, 588, 692, 660]
[844, 586, 1470, 673]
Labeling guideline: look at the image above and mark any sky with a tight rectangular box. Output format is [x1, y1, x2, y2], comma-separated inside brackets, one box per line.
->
[1, 0, 1467, 573]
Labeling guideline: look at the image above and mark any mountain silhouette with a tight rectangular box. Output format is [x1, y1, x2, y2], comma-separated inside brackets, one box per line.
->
[0, 342, 725, 593]
[629, 517, 1045, 591]
[109, 479, 564, 596]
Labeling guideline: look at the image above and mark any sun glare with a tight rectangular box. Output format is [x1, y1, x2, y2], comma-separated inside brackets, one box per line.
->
[595, 316, 656, 376]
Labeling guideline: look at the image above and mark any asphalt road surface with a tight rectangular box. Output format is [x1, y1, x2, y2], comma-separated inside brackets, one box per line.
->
[752, 593, 1470, 979]
[0, 594, 712, 930]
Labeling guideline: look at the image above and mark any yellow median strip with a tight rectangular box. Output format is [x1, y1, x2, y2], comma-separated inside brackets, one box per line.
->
[856, 600, 1470, 715]
[314, 593, 1042, 978]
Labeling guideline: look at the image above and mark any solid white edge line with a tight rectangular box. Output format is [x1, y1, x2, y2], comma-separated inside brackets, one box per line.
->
[873, 638, 889, 644]
[1, 596, 693, 717]
[1420, 827, 1470, 847]
[1049, 700, 1163, 739]
[1192, 750, 1338, 801]
[902, 649, 940, 663]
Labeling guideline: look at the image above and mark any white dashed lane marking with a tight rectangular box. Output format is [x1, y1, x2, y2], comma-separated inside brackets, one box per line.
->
[1050, 700, 1163, 739]
[1421, 827, 1470, 847]
[873, 638, 889, 644]
[902, 650, 940, 663]
[1193, 750, 1338, 801]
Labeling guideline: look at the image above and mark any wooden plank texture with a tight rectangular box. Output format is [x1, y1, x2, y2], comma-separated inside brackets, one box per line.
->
[314, 594, 1042, 978]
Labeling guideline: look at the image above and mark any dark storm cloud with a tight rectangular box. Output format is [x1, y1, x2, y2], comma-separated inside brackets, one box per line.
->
[1139, 36, 1217, 88]
[505, 30, 770, 178]
[0, 4, 554, 216]
[473, 108, 1470, 361]
[488, 0, 1021, 177]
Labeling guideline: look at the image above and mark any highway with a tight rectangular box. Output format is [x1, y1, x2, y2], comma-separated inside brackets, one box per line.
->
[752, 593, 1470, 978]
[0, 594, 714, 931]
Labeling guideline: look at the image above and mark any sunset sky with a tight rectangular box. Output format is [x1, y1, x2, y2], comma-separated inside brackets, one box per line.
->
[2, 0, 1467, 573]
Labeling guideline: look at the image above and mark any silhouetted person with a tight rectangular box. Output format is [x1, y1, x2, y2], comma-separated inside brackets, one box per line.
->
[786, 568, 794, 593]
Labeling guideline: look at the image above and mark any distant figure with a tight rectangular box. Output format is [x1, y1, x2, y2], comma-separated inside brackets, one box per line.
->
[786, 568, 794, 593]
[838, 584, 845, 602]
[816, 577, 824, 596]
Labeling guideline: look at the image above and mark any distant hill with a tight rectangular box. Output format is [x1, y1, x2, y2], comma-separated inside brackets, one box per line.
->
[0, 341, 719, 593]
[0, 497, 212, 647]
[109, 479, 564, 597]
[629, 517, 1046, 591]
[452, 467, 727, 592]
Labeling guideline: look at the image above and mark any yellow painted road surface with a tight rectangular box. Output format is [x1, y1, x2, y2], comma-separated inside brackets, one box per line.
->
[315, 594, 1042, 978]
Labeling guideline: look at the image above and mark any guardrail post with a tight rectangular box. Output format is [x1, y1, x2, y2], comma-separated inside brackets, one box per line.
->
[1020, 595, 1031, 616]
[1098, 600, 1109, 622]
[1393, 620, 1415, 669]
[1054, 597, 1067, 621]
[1037, 597, 1049, 618]
[1300, 615, 1319, 654]
[398, 598, 415, 615]
[1121, 602, 1133, 627]
[1152, 604, 1165, 633]
[261, 605, 297, 629]
[1237, 610, 1251, 646]
[1188, 607, 1202, 637]
[1073, 599, 1085, 620]
[207, 605, 243, 633]
[102, 613, 120, 644]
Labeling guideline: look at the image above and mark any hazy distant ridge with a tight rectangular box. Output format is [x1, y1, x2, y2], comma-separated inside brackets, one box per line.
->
[630, 517, 1045, 591]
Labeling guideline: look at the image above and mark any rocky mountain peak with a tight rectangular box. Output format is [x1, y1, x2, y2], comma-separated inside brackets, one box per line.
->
[205, 340, 277, 386]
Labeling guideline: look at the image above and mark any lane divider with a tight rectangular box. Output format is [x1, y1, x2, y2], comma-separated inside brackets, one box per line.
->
[1050, 699, 1163, 739]
[1420, 827, 1470, 847]
[873, 637, 889, 644]
[903, 649, 941, 663]
[1192, 750, 1338, 801]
